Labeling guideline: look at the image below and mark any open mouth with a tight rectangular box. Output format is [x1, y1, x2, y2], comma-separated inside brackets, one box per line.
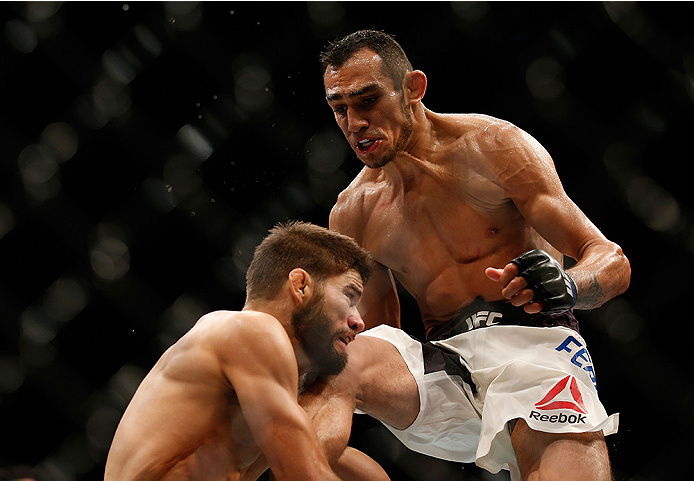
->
[337, 333, 354, 347]
[356, 139, 379, 154]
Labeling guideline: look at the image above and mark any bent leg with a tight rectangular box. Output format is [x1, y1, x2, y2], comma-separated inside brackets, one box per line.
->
[299, 335, 419, 463]
[511, 418, 613, 481]
[352, 335, 420, 430]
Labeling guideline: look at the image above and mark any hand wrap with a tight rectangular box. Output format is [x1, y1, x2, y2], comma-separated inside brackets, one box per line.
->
[510, 249, 577, 314]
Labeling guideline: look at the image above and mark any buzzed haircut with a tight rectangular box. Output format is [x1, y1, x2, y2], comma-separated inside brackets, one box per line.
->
[320, 29, 413, 92]
[246, 221, 373, 301]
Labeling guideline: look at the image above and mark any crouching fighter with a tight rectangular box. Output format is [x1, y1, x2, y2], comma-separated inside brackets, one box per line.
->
[104, 222, 388, 481]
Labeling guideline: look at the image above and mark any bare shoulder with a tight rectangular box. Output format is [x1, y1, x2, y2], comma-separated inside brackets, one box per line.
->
[195, 310, 289, 346]
[329, 167, 382, 241]
[438, 113, 531, 150]
[196, 310, 294, 363]
[202, 311, 300, 397]
[440, 113, 557, 183]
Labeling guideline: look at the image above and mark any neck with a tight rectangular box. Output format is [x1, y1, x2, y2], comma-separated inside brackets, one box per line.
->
[377, 105, 439, 181]
[406, 103, 436, 153]
[406, 102, 432, 145]
[243, 299, 312, 374]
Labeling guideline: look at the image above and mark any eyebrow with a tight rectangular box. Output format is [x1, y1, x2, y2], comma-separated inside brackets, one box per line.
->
[326, 84, 380, 102]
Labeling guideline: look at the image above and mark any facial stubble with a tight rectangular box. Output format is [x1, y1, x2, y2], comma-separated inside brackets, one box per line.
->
[291, 293, 350, 377]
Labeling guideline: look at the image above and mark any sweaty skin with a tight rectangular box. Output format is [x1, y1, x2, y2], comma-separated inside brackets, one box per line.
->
[325, 48, 630, 333]
[311, 46, 629, 481]
[106, 312, 297, 480]
[105, 268, 368, 481]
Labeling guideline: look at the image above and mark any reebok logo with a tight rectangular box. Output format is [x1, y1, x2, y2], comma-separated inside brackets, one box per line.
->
[529, 376, 589, 425]
[535, 375, 587, 414]
[529, 411, 587, 424]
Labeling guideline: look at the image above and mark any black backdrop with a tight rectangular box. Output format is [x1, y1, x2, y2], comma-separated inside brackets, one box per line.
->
[1, 2, 692, 480]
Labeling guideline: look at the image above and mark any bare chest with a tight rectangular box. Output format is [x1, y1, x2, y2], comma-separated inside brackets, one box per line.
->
[365, 174, 517, 259]
[357, 175, 532, 316]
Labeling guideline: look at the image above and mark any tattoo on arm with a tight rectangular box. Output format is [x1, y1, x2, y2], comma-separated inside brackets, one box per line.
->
[574, 273, 605, 309]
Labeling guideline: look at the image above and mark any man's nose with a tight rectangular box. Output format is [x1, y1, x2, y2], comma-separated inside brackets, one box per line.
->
[347, 109, 368, 133]
[348, 312, 366, 334]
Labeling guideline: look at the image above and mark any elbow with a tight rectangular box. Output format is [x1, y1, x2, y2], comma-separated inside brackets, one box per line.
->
[612, 242, 631, 297]
[571, 239, 631, 310]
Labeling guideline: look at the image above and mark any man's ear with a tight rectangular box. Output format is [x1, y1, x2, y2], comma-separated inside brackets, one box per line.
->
[288, 268, 314, 305]
[404, 70, 427, 105]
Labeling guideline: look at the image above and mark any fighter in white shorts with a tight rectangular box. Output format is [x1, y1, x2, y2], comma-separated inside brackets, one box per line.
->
[359, 296, 618, 480]
[302, 250, 619, 480]
[312, 28, 629, 480]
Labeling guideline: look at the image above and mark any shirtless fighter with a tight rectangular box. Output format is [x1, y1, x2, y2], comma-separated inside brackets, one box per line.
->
[104, 221, 388, 481]
[300, 30, 631, 480]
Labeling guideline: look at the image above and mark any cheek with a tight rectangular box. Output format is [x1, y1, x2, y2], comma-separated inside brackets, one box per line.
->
[327, 299, 347, 319]
[382, 109, 405, 129]
[327, 296, 350, 320]
[335, 117, 350, 134]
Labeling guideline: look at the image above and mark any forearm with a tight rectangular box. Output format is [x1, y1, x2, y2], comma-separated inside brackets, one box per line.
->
[568, 240, 630, 310]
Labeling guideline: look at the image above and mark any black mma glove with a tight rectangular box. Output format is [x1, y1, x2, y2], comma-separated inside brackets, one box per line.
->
[510, 249, 577, 314]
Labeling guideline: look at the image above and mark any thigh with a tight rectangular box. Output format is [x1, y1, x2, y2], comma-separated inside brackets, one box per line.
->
[511, 418, 612, 481]
[298, 333, 419, 462]
[352, 335, 420, 430]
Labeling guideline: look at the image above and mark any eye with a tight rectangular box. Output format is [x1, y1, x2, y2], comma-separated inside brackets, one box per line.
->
[363, 96, 379, 105]
[345, 291, 359, 307]
[333, 105, 347, 115]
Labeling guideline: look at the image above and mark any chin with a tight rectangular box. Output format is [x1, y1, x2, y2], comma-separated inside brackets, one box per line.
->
[360, 154, 394, 169]
[310, 350, 348, 377]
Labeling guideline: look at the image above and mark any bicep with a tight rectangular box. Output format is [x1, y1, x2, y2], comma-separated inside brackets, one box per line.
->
[236, 376, 333, 479]
[497, 128, 607, 258]
[220, 325, 335, 479]
[234, 373, 312, 455]
[510, 159, 631, 307]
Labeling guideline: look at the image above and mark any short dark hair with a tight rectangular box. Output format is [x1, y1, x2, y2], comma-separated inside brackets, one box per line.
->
[320, 29, 413, 91]
[246, 221, 373, 301]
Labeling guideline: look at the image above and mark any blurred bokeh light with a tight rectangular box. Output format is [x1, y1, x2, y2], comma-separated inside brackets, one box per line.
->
[1, 2, 692, 480]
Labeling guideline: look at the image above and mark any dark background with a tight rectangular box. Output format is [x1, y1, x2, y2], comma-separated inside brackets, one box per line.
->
[1, 2, 692, 480]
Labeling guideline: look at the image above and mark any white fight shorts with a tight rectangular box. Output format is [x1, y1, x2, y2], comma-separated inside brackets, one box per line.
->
[358, 300, 618, 480]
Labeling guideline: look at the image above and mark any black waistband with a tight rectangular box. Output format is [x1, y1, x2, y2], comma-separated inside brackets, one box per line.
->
[426, 297, 579, 342]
